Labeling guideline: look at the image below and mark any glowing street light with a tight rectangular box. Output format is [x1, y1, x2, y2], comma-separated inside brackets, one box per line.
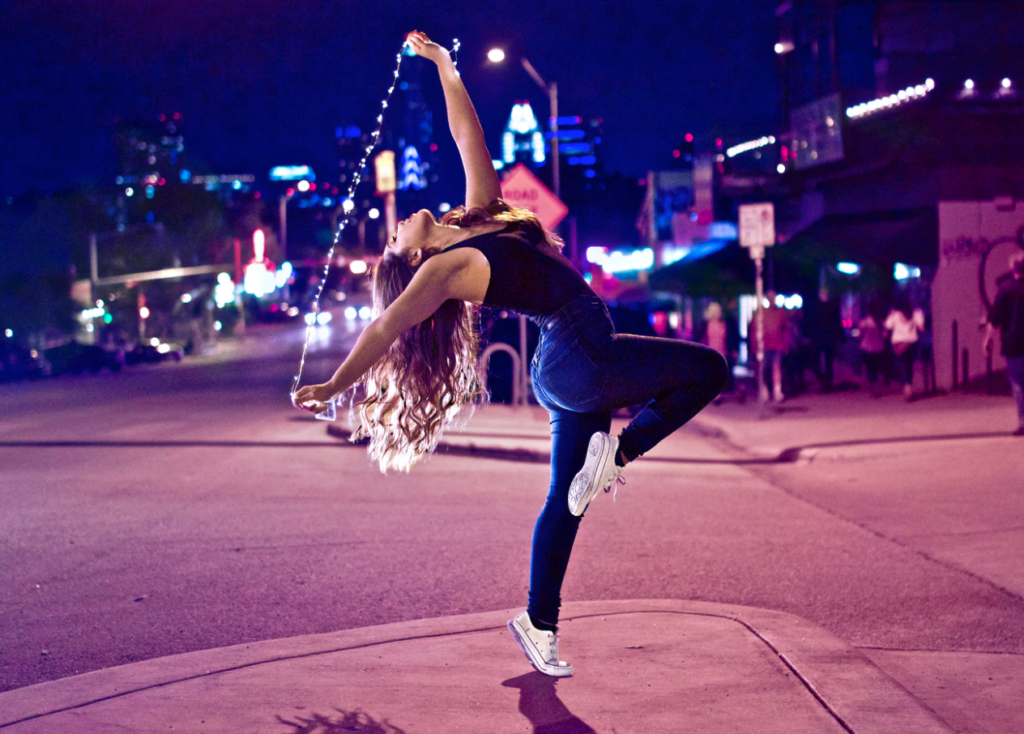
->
[487, 48, 506, 63]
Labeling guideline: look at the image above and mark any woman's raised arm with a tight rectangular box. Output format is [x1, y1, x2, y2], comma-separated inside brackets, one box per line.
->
[407, 32, 501, 211]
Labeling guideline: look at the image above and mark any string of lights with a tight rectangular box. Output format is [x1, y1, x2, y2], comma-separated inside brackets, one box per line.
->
[291, 38, 460, 399]
[846, 78, 936, 120]
[726, 135, 777, 159]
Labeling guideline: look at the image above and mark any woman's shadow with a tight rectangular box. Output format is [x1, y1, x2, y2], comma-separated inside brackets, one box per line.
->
[501, 672, 596, 733]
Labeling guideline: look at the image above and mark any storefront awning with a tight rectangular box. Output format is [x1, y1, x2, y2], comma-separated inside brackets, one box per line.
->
[779, 207, 938, 268]
[649, 241, 755, 298]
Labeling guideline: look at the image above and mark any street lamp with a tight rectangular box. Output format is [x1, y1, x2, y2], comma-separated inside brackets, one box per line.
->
[487, 48, 560, 204]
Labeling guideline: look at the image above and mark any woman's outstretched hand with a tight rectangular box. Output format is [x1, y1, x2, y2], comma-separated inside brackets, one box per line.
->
[406, 31, 450, 66]
[292, 382, 336, 415]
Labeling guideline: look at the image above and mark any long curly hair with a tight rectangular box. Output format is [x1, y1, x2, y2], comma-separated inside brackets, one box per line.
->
[355, 199, 561, 472]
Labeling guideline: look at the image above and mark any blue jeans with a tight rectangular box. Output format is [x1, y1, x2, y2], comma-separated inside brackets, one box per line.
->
[526, 295, 728, 629]
[1007, 355, 1024, 428]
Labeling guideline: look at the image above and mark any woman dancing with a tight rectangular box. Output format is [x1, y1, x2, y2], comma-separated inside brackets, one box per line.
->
[294, 31, 728, 678]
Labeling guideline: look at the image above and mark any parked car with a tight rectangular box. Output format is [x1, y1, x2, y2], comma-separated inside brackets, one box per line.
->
[44, 341, 125, 376]
[125, 340, 184, 365]
[0, 342, 50, 381]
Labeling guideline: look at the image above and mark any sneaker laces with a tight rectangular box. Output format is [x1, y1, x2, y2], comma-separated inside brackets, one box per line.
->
[603, 472, 627, 502]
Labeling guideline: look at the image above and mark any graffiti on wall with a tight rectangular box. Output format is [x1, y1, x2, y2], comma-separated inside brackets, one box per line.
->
[965, 225, 1024, 309]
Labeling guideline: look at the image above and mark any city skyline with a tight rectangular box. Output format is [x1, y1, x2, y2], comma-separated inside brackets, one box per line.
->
[0, 0, 780, 199]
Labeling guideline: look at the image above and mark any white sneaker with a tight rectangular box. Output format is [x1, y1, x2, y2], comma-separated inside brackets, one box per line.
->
[568, 431, 625, 516]
[507, 612, 574, 677]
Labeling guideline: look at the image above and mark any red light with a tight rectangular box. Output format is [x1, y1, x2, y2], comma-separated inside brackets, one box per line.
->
[270, 303, 280, 312]
[173, 112, 181, 120]
[157, 178, 166, 186]
[332, 187, 339, 195]
[254, 191, 261, 199]
[309, 182, 317, 191]
[159, 114, 166, 122]
[672, 149, 681, 158]
[429, 143, 438, 152]
[286, 187, 295, 196]
[685, 133, 694, 143]
[781, 146, 789, 162]
[638, 178, 646, 186]
[715, 138, 723, 148]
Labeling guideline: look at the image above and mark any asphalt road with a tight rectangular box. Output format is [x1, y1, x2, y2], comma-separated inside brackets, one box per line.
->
[2, 320, 1023, 703]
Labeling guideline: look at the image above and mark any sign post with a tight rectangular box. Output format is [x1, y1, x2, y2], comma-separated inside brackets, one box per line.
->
[738, 203, 776, 409]
[500, 164, 569, 406]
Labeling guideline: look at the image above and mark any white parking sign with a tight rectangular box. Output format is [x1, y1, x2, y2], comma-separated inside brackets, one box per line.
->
[739, 203, 775, 248]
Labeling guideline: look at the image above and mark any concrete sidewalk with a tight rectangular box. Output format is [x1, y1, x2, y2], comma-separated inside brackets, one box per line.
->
[693, 389, 1021, 462]
[4, 391, 1004, 733]
[0, 600, 950, 733]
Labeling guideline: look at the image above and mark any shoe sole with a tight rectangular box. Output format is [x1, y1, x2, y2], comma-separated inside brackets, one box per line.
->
[507, 619, 574, 678]
[568, 432, 612, 517]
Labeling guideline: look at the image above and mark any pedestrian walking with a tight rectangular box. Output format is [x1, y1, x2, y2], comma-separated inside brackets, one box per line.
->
[809, 288, 844, 392]
[703, 301, 730, 402]
[703, 302, 728, 360]
[983, 252, 1024, 435]
[293, 32, 728, 678]
[857, 300, 886, 397]
[884, 295, 926, 401]
[751, 291, 788, 402]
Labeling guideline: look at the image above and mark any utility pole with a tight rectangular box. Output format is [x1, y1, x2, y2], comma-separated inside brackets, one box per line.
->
[739, 203, 777, 415]
[278, 195, 289, 261]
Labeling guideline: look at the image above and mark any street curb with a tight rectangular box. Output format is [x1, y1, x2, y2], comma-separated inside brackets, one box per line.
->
[0, 599, 951, 733]
[690, 415, 1022, 465]
[327, 413, 1014, 467]
[325, 423, 550, 463]
[325, 423, 788, 466]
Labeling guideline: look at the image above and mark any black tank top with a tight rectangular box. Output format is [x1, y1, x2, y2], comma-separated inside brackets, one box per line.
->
[444, 222, 593, 323]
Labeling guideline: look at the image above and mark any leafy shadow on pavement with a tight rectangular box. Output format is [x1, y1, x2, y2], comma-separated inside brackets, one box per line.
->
[502, 672, 596, 733]
[276, 708, 407, 733]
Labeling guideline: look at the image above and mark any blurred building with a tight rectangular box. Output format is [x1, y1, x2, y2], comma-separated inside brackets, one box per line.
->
[648, 1, 1024, 386]
[768, 0, 1024, 390]
[115, 113, 186, 184]
[552, 115, 604, 201]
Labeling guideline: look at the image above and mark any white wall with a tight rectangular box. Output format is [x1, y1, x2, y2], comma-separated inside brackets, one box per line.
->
[934, 200, 1024, 389]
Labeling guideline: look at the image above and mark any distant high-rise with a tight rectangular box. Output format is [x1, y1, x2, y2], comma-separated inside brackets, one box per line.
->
[336, 123, 371, 189]
[115, 113, 186, 184]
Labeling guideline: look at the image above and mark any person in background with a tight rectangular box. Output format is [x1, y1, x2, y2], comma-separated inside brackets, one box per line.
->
[703, 302, 728, 361]
[884, 294, 926, 401]
[810, 288, 844, 392]
[753, 291, 788, 402]
[983, 252, 1024, 436]
[857, 300, 887, 397]
[703, 301, 729, 401]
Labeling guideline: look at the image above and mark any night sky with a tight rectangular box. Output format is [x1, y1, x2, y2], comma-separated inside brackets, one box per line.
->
[1, 0, 780, 199]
